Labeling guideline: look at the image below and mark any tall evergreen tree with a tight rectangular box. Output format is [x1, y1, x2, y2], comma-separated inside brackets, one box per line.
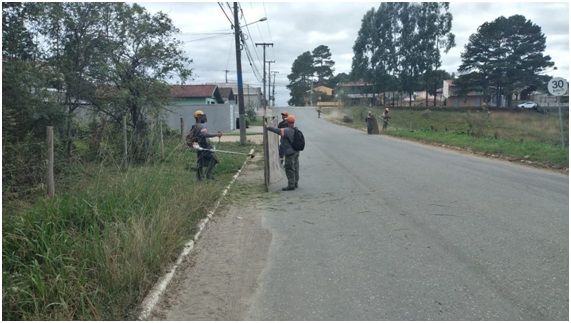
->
[458, 15, 554, 107]
[351, 2, 454, 106]
[287, 51, 314, 106]
[312, 45, 335, 85]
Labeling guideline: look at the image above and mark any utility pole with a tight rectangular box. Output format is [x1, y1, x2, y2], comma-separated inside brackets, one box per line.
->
[256, 42, 273, 108]
[266, 60, 275, 106]
[233, 2, 246, 145]
[224, 69, 230, 83]
[271, 71, 279, 107]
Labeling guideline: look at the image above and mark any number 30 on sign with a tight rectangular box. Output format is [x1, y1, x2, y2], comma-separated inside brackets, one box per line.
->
[548, 77, 568, 96]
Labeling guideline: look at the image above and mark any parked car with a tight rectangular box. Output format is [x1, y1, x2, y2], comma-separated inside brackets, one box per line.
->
[517, 101, 538, 109]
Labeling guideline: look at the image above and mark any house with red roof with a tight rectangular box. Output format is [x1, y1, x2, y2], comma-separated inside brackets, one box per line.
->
[171, 84, 225, 105]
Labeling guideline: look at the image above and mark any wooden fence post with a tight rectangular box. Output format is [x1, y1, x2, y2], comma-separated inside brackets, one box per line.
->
[46, 126, 54, 197]
[160, 120, 164, 157]
[123, 115, 128, 165]
[180, 117, 185, 150]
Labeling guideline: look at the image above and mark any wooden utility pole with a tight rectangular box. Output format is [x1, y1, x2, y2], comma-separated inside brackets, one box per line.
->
[234, 2, 247, 145]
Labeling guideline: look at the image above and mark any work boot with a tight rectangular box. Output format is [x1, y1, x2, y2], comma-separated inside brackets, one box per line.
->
[282, 185, 295, 191]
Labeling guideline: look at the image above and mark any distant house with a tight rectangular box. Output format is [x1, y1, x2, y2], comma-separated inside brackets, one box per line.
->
[336, 80, 378, 106]
[219, 87, 235, 104]
[205, 82, 262, 110]
[313, 85, 334, 96]
[305, 85, 335, 106]
[171, 84, 225, 105]
[442, 80, 485, 108]
[167, 84, 235, 134]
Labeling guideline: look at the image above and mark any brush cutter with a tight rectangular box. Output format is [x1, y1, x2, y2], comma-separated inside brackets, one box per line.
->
[192, 143, 255, 158]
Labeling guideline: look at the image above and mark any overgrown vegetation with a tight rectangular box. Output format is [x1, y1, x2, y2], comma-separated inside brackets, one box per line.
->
[2, 135, 259, 320]
[2, 4, 262, 319]
[329, 106, 569, 169]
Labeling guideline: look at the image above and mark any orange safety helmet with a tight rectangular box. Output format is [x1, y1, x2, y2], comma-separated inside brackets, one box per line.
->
[281, 111, 289, 117]
[286, 115, 295, 124]
[194, 110, 205, 118]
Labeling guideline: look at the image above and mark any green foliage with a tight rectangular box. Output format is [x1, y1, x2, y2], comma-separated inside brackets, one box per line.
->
[2, 138, 260, 320]
[2, 2, 38, 60]
[2, 2, 194, 202]
[246, 106, 257, 122]
[3, 2, 193, 168]
[351, 2, 455, 99]
[312, 45, 335, 84]
[458, 15, 554, 107]
[287, 46, 336, 106]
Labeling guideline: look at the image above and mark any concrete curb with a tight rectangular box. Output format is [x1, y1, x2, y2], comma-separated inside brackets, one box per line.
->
[138, 148, 255, 320]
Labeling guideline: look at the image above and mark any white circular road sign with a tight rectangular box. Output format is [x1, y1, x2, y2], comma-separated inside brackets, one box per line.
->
[547, 77, 568, 96]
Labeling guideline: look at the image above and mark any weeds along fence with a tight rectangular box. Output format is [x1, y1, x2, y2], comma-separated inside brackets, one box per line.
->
[2, 115, 255, 320]
[2, 116, 183, 205]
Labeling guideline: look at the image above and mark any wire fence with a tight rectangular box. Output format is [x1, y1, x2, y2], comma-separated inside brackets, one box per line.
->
[2, 117, 182, 205]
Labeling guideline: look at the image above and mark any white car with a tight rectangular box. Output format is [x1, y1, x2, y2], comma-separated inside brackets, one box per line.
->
[517, 102, 537, 109]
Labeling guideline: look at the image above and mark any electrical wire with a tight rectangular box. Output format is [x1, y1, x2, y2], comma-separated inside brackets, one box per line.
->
[217, 2, 234, 26]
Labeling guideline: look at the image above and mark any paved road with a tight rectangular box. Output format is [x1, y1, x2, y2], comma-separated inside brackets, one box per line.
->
[248, 107, 568, 320]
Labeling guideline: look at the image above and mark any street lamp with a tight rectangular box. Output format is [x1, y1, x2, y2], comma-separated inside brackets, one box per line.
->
[242, 17, 267, 28]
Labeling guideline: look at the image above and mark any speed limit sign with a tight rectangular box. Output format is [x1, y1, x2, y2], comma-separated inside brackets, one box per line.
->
[548, 77, 568, 96]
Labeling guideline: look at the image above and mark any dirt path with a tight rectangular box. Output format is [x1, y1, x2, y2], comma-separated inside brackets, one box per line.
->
[146, 155, 272, 321]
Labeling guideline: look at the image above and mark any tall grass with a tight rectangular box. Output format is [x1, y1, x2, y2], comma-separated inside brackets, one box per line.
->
[2, 138, 258, 320]
[335, 106, 568, 169]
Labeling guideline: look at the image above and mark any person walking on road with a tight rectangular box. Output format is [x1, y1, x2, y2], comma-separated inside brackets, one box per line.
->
[265, 115, 300, 191]
[186, 110, 222, 181]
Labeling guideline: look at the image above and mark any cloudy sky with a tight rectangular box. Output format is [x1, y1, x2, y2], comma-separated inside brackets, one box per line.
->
[137, 1, 569, 106]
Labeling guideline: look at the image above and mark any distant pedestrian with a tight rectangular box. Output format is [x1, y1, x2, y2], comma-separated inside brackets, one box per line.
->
[317, 107, 322, 118]
[265, 115, 300, 191]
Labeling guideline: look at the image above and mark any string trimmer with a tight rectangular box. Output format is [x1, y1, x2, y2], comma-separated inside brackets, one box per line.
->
[192, 143, 255, 158]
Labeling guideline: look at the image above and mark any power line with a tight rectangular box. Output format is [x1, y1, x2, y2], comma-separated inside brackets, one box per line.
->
[217, 2, 234, 26]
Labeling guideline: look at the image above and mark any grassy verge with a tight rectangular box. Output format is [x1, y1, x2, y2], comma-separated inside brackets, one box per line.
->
[2, 138, 260, 320]
[326, 106, 568, 171]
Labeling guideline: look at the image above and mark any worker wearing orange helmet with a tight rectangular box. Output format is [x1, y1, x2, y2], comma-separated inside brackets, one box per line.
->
[187, 110, 222, 181]
[265, 114, 300, 191]
[276, 111, 289, 165]
[277, 111, 289, 128]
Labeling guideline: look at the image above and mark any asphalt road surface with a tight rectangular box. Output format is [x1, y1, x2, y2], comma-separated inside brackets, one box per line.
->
[247, 107, 568, 320]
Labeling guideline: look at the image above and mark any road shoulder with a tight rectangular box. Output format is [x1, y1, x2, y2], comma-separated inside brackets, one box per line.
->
[147, 155, 271, 320]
